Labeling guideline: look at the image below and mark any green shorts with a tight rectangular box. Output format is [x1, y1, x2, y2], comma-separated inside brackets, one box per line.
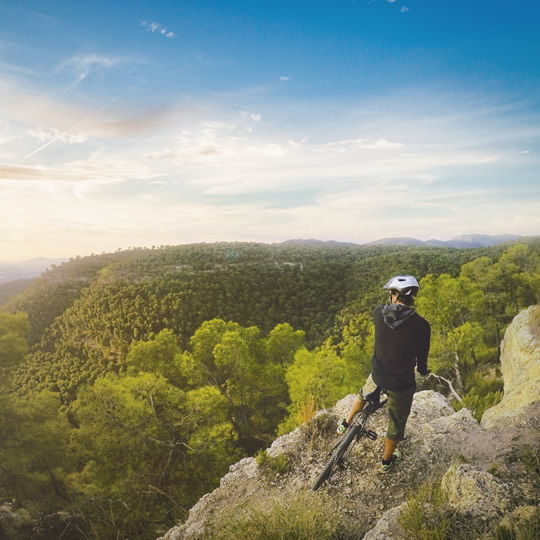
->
[359, 374, 415, 441]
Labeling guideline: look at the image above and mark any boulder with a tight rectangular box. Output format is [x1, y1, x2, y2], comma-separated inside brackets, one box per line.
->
[363, 503, 409, 540]
[482, 305, 540, 428]
[441, 464, 512, 523]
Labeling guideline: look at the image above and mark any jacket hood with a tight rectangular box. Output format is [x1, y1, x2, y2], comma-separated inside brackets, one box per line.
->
[382, 303, 416, 329]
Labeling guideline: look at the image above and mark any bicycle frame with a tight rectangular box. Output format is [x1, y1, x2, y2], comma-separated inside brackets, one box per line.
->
[312, 397, 387, 491]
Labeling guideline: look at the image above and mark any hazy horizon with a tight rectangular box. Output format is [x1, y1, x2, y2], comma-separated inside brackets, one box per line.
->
[1, 1, 539, 260]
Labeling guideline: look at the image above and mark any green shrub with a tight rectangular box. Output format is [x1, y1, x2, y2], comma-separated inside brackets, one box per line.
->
[256, 450, 291, 475]
[203, 489, 341, 540]
[495, 510, 539, 540]
[398, 479, 450, 540]
[453, 388, 503, 421]
[518, 445, 539, 474]
[488, 462, 504, 478]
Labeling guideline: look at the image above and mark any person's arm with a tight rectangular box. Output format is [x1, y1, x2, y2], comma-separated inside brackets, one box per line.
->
[416, 320, 431, 376]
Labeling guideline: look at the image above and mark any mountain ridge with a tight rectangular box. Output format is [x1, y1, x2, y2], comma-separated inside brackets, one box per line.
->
[0, 234, 529, 285]
[283, 233, 524, 249]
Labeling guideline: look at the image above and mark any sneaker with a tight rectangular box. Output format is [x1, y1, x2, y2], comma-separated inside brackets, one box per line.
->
[378, 451, 402, 474]
[336, 418, 348, 435]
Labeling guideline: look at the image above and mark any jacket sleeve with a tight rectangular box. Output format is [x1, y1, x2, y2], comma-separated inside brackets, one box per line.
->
[416, 319, 431, 375]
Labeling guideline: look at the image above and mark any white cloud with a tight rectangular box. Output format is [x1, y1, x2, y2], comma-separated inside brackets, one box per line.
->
[27, 127, 87, 145]
[318, 138, 404, 153]
[140, 20, 175, 38]
[280, 76, 290, 81]
[1, 81, 538, 259]
[401, 6, 410, 12]
[387, 0, 398, 3]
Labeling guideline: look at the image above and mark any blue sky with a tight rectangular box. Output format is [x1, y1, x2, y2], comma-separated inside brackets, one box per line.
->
[1, 0, 539, 260]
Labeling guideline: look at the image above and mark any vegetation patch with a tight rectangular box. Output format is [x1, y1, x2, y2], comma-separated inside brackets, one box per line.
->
[202, 489, 344, 540]
[398, 478, 451, 540]
[256, 450, 292, 476]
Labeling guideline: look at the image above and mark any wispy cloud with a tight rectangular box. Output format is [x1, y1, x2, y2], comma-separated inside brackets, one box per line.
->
[0, 157, 163, 183]
[401, 6, 410, 13]
[57, 54, 123, 88]
[318, 138, 404, 153]
[27, 127, 87, 146]
[140, 20, 175, 38]
[280, 75, 291, 81]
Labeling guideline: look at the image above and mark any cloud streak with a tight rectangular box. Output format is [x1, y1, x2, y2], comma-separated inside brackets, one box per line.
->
[57, 54, 124, 88]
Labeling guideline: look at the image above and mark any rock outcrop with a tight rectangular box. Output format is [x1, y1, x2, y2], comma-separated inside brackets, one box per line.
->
[482, 304, 540, 428]
[160, 307, 540, 539]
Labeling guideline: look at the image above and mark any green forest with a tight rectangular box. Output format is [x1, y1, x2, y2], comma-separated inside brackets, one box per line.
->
[1, 239, 539, 539]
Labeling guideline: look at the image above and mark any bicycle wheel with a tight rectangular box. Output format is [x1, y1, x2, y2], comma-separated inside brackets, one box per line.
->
[312, 425, 360, 491]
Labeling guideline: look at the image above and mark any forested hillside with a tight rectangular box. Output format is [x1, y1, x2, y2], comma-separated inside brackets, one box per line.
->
[1, 239, 539, 539]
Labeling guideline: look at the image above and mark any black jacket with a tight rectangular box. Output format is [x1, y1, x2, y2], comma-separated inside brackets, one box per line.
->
[371, 304, 431, 392]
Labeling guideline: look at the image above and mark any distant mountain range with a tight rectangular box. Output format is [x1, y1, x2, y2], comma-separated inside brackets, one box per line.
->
[0, 234, 526, 285]
[0, 257, 68, 284]
[282, 234, 524, 249]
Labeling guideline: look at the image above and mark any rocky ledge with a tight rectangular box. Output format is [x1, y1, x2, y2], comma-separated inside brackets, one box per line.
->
[160, 306, 540, 539]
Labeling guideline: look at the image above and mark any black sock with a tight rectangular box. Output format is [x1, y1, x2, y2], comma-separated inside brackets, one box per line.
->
[382, 458, 392, 466]
[342, 420, 349, 428]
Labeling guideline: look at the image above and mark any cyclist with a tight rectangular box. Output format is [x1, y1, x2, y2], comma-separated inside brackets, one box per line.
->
[337, 275, 431, 473]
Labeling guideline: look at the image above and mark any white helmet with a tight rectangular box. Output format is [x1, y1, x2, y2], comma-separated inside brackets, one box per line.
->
[383, 275, 419, 296]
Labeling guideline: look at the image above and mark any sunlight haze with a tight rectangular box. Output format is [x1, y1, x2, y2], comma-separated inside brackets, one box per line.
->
[1, 0, 539, 260]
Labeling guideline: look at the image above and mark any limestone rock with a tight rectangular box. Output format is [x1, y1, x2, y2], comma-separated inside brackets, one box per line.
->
[363, 503, 409, 540]
[441, 464, 512, 523]
[482, 305, 540, 428]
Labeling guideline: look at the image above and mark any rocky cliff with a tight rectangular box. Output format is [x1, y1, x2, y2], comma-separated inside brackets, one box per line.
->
[482, 304, 540, 428]
[160, 307, 540, 539]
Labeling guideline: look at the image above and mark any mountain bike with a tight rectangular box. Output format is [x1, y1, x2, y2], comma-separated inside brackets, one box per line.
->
[312, 392, 387, 491]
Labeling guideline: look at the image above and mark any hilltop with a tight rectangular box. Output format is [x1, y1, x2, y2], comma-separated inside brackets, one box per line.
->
[0, 239, 538, 539]
[161, 305, 540, 540]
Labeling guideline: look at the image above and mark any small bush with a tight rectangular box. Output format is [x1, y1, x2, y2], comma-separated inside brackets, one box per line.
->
[398, 480, 450, 540]
[256, 450, 291, 475]
[203, 489, 341, 540]
[518, 445, 539, 475]
[495, 509, 539, 540]
[488, 462, 504, 478]
[454, 388, 503, 421]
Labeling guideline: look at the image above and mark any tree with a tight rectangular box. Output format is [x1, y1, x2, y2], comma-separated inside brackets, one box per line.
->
[0, 312, 30, 385]
[265, 323, 305, 366]
[416, 274, 484, 392]
[180, 319, 292, 452]
[126, 328, 184, 386]
[279, 345, 358, 434]
[70, 371, 236, 538]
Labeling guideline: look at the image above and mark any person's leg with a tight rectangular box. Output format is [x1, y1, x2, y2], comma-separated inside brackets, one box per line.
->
[379, 385, 414, 472]
[382, 437, 399, 461]
[338, 374, 378, 433]
[346, 396, 365, 424]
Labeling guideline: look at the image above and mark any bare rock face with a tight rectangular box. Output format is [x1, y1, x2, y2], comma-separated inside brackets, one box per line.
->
[362, 503, 408, 540]
[441, 463, 512, 522]
[158, 391, 505, 540]
[482, 305, 540, 428]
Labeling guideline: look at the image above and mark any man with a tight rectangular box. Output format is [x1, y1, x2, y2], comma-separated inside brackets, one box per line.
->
[337, 275, 431, 473]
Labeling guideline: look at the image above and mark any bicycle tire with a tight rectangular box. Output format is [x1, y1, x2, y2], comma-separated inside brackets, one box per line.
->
[312, 425, 360, 491]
